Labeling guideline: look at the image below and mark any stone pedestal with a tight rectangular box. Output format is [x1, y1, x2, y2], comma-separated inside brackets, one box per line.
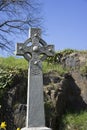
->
[21, 127, 52, 130]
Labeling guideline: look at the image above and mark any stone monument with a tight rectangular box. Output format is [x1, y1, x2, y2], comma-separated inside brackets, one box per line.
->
[15, 28, 54, 130]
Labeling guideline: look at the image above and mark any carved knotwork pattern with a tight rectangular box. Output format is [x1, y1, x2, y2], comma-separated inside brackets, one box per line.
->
[16, 28, 54, 75]
[30, 54, 42, 75]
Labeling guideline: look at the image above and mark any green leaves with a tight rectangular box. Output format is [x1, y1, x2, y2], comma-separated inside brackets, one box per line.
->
[0, 68, 14, 89]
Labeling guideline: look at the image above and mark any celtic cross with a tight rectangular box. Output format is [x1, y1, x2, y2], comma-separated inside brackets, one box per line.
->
[15, 28, 54, 130]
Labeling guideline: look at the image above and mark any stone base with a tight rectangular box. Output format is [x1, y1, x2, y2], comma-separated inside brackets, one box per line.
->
[21, 127, 52, 130]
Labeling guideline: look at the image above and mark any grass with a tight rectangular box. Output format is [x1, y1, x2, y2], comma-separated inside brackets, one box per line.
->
[42, 62, 67, 75]
[1, 49, 87, 73]
[61, 111, 87, 130]
[0, 56, 68, 75]
[0, 56, 28, 70]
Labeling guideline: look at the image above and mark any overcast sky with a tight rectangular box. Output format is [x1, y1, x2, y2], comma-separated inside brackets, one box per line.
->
[42, 0, 87, 51]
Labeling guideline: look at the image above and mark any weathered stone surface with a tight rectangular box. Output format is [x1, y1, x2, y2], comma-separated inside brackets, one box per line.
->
[21, 127, 51, 130]
[27, 73, 45, 127]
[59, 52, 87, 71]
[15, 28, 54, 129]
[61, 52, 80, 69]
[14, 104, 26, 128]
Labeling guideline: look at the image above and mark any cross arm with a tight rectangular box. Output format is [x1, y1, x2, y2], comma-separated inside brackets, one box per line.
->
[39, 45, 55, 56]
[15, 43, 24, 56]
[16, 43, 32, 56]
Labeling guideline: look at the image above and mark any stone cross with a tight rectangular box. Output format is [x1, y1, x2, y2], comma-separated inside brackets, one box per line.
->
[15, 28, 54, 130]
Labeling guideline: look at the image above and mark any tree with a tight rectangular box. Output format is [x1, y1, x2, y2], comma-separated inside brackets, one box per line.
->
[0, 0, 42, 52]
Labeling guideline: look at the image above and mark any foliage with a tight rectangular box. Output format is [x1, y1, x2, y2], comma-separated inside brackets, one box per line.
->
[0, 56, 67, 108]
[45, 49, 87, 65]
[0, 56, 28, 69]
[44, 100, 55, 126]
[42, 61, 67, 75]
[0, 68, 14, 89]
[60, 49, 76, 55]
[60, 111, 87, 130]
[0, 67, 16, 101]
[0, 57, 28, 105]
[0, 52, 87, 130]
[0, 56, 67, 75]
[45, 49, 76, 64]
[76, 50, 87, 54]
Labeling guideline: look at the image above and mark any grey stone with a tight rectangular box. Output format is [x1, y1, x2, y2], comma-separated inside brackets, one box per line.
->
[21, 127, 51, 130]
[15, 28, 54, 129]
[65, 53, 80, 69]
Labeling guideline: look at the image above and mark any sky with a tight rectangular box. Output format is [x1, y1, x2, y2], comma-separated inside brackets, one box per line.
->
[0, 0, 87, 56]
[41, 0, 87, 51]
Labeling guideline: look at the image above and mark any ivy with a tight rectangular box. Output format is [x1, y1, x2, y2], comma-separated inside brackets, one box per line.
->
[0, 68, 14, 89]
